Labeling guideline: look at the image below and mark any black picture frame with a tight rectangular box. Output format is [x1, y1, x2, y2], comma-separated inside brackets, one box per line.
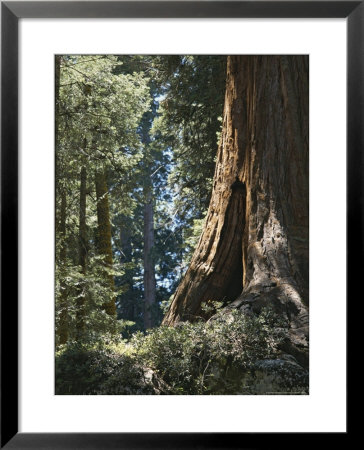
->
[1, 1, 356, 448]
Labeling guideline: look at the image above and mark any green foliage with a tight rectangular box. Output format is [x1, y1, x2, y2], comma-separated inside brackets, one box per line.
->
[181, 214, 207, 269]
[152, 55, 226, 212]
[56, 55, 227, 342]
[59, 55, 149, 158]
[134, 307, 288, 394]
[151, 55, 226, 273]
[55, 343, 154, 395]
[55, 308, 297, 395]
[54, 55, 309, 396]
[110, 56, 227, 329]
[55, 55, 152, 343]
[55, 248, 128, 345]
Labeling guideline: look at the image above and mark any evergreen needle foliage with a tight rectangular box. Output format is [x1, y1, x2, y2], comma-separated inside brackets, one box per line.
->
[55, 55, 226, 344]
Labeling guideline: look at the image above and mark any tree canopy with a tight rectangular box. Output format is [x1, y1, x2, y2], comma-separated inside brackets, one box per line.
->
[55, 55, 226, 343]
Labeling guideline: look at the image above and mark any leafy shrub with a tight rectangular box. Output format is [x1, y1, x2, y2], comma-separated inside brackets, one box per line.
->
[55, 307, 305, 395]
[55, 343, 153, 395]
[131, 307, 289, 394]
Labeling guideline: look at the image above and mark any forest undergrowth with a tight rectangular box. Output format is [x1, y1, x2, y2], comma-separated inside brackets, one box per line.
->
[55, 306, 308, 395]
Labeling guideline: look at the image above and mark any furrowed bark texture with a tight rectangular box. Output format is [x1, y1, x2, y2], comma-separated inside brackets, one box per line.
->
[163, 56, 309, 358]
[95, 168, 117, 317]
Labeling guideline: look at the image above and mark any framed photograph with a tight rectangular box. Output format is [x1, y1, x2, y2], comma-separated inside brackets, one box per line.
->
[1, 1, 356, 447]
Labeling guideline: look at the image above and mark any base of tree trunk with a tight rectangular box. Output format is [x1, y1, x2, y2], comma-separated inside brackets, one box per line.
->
[163, 55, 309, 367]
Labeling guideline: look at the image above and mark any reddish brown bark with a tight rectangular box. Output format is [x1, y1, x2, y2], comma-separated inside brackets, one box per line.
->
[163, 56, 309, 361]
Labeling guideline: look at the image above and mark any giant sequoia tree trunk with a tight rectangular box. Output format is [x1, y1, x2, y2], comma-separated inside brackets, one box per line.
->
[163, 56, 309, 362]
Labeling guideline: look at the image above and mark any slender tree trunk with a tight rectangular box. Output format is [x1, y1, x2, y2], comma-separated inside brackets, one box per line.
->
[143, 188, 156, 329]
[57, 191, 68, 344]
[163, 56, 309, 363]
[76, 152, 87, 335]
[55, 55, 68, 345]
[95, 167, 117, 317]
